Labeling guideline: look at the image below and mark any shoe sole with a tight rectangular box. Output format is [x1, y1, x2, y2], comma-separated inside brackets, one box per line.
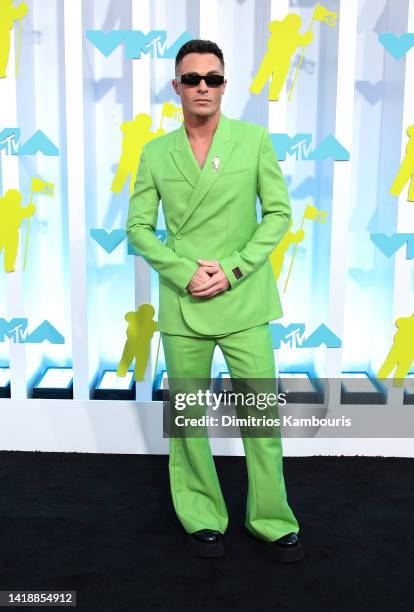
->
[186, 534, 224, 558]
[264, 540, 304, 563]
[247, 530, 304, 563]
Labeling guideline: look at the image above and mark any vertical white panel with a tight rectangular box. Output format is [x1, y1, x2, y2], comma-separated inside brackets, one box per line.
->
[132, 0, 152, 401]
[1, 28, 27, 399]
[200, 0, 219, 37]
[268, 0, 289, 133]
[341, 1, 387, 376]
[392, 1, 414, 318]
[27, 0, 64, 390]
[269, 0, 289, 379]
[63, 0, 89, 399]
[326, 1, 358, 384]
[389, 1, 414, 407]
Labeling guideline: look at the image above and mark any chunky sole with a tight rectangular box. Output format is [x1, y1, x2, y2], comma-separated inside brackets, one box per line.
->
[264, 540, 304, 563]
[186, 534, 224, 558]
[247, 530, 304, 563]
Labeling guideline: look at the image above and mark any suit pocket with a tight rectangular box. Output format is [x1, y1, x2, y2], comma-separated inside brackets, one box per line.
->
[163, 177, 187, 182]
[218, 167, 249, 177]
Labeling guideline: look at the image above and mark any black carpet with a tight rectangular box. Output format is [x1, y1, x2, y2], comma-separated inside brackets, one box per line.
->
[0, 451, 412, 611]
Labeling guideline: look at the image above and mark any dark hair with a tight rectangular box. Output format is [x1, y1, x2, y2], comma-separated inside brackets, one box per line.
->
[175, 39, 225, 73]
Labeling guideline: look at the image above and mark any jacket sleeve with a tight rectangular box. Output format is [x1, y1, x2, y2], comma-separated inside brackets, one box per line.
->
[126, 145, 199, 294]
[218, 127, 292, 289]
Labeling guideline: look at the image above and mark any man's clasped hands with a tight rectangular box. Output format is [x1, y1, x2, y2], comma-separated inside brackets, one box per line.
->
[186, 259, 230, 298]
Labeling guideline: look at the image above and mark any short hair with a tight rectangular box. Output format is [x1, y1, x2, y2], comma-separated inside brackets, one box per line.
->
[175, 39, 225, 74]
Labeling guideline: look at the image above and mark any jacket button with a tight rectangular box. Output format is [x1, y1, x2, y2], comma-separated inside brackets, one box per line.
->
[176, 233, 182, 239]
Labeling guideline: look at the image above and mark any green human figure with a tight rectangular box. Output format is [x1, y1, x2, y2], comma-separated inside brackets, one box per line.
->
[0, 188, 35, 272]
[111, 113, 165, 195]
[377, 314, 414, 387]
[117, 304, 158, 382]
[250, 14, 313, 101]
[390, 125, 414, 202]
[0, 0, 28, 78]
[269, 218, 305, 281]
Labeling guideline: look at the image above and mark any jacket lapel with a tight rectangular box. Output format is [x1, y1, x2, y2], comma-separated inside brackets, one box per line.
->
[170, 124, 200, 189]
[170, 113, 234, 233]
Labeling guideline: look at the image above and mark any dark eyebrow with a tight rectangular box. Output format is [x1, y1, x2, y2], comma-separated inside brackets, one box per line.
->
[184, 70, 222, 75]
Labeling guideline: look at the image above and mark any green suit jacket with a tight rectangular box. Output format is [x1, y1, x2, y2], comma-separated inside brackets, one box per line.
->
[126, 112, 292, 336]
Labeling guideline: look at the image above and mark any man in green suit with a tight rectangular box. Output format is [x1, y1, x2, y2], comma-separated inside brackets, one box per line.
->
[126, 39, 303, 562]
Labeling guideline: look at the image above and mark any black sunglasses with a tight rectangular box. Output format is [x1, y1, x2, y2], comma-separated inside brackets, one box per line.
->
[176, 73, 225, 87]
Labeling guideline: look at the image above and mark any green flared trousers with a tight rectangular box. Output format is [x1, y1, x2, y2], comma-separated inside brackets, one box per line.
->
[160, 322, 299, 542]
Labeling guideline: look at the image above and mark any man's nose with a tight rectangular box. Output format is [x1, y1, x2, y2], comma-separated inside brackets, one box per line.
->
[197, 79, 208, 91]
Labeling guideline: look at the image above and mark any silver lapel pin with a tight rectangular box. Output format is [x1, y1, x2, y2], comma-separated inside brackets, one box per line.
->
[212, 155, 220, 172]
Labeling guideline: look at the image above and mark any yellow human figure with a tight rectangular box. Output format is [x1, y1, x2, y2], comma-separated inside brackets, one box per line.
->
[250, 14, 313, 101]
[111, 114, 165, 195]
[269, 219, 305, 281]
[377, 314, 414, 387]
[117, 304, 158, 382]
[0, 188, 35, 272]
[0, 0, 28, 78]
[390, 125, 414, 202]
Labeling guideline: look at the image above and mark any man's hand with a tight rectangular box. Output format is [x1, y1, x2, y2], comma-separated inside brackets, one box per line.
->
[186, 259, 230, 298]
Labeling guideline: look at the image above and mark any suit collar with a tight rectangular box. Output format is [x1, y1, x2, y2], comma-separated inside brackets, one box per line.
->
[171, 112, 232, 185]
[173, 112, 232, 152]
[170, 112, 235, 232]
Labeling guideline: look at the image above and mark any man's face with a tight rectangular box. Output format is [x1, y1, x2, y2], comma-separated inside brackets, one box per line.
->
[172, 53, 226, 119]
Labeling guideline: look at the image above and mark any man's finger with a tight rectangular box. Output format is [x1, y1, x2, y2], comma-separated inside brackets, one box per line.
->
[198, 265, 220, 275]
[192, 280, 221, 293]
[192, 282, 219, 294]
[192, 281, 223, 296]
[206, 289, 222, 298]
[193, 275, 221, 291]
[197, 259, 219, 268]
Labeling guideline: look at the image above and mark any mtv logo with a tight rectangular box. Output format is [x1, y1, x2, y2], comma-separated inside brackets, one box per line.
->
[86, 30, 192, 59]
[0, 128, 59, 156]
[0, 319, 64, 344]
[371, 233, 414, 259]
[0, 128, 20, 155]
[270, 134, 313, 161]
[270, 323, 306, 348]
[378, 33, 414, 60]
[90, 229, 126, 254]
[270, 133, 349, 161]
[0, 318, 28, 343]
[270, 323, 341, 349]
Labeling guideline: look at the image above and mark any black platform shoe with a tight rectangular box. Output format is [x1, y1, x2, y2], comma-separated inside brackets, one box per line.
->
[267, 532, 304, 563]
[186, 529, 224, 558]
[248, 530, 304, 563]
